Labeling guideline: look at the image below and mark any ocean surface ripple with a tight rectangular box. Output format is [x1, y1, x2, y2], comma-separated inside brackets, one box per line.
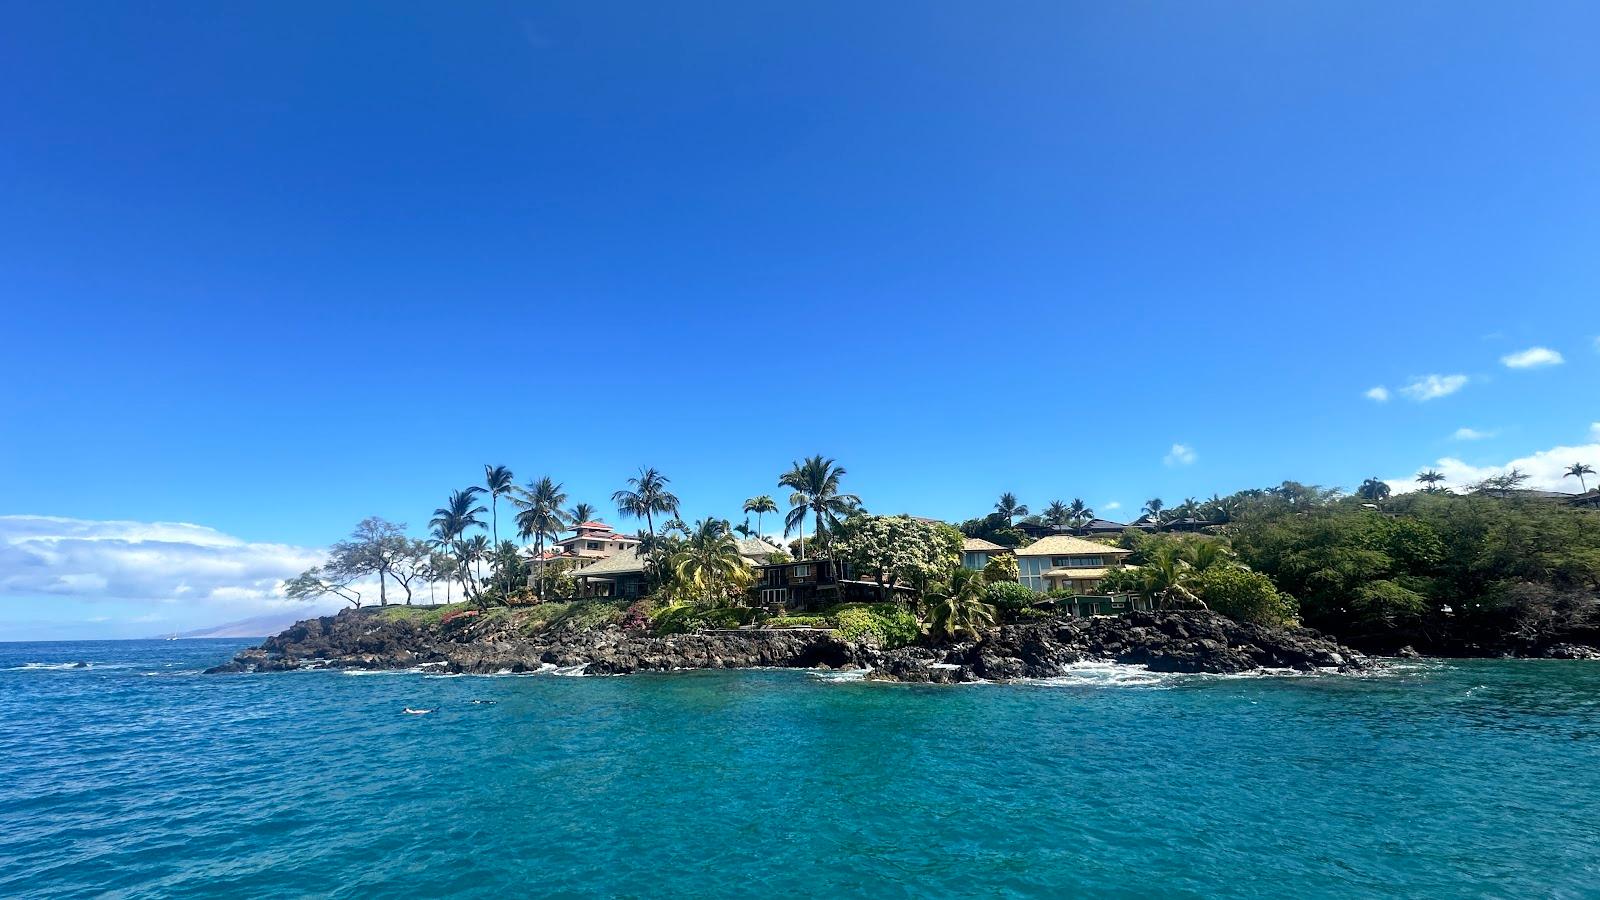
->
[2, 640, 1598, 898]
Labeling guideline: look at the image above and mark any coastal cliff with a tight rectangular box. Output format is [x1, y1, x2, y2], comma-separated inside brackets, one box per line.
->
[206, 607, 1370, 682]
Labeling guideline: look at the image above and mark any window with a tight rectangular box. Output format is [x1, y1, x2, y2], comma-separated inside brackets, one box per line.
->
[587, 542, 601, 550]
[792, 564, 811, 578]
[1052, 556, 1103, 568]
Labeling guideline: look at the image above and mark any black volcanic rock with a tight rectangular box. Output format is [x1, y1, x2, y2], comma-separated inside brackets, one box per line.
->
[206, 607, 1370, 681]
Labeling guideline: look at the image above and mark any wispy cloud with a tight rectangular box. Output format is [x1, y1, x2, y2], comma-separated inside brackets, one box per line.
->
[1163, 443, 1197, 467]
[1103, 501, 1122, 511]
[1501, 346, 1564, 369]
[1400, 374, 1467, 402]
[1364, 386, 1390, 403]
[1387, 427, 1600, 494]
[1451, 427, 1496, 441]
[0, 515, 334, 617]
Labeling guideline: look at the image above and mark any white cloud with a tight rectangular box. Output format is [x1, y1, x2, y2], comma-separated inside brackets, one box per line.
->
[1451, 427, 1496, 441]
[1400, 374, 1468, 402]
[1387, 429, 1600, 495]
[0, 515, 336, 618]
[1163, 443, 1197, 467]
[1501, 346, 1564, 369]
[1364, 386, 1390, 403]
[1103, 501, 1122, 511]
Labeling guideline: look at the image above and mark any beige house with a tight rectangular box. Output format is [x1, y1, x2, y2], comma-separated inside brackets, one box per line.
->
[961, 537, 1010, 571]
[1014, 535, 1133, 593]
[545, 521, 640, 569]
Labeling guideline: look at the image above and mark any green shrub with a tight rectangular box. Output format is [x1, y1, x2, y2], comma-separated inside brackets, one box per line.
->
[378, 602, 470, 626]
[767, 615, 830, 628]
[1017, 606, 1053, 619]
[1194, 566, 1298, 627]
[831, 603, 919, 649]
[650, 604, 755, 635]
[982, 554, 1020, 583]
[984, 581, 1038, 613]
[514, 600, 629, 634]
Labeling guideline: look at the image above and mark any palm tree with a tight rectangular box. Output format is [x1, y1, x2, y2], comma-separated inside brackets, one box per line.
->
[516, 476, 570, 600]
[734, 520, 754, 538]
[1043, 500, 1070, 528]
[426, 530, 456, 603]
[928, 568, 997, 641]
[463, 534, 490, 578]
[1138, 544, 1206, 610]
[1142, 498, 1166, 524]
[780, 455, 860, 559]
[1415, 469, 1447, 493]
[670, 518, 750, 606]
[1565, 462, 1595, 493]
[1357, 477, 1391, 502]
[483, 465, 515, 596]
[994, 492, 1028, 525]
[430, 488, 486, 605]
[567, 502, 599, 527]
[612, 467, 680, 541]
[743, 495, 778, 538]
[1068, 498, 1094, 527]
[1182, 540, 1232, 572]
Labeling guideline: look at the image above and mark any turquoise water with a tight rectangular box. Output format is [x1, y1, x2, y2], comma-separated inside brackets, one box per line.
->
[2, 641, 1598, 899]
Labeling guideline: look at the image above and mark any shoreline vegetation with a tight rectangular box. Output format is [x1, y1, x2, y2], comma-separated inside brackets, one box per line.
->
[235, 456, 1600, 678]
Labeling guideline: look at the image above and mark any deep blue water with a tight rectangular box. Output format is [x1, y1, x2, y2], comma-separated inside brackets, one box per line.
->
[2, 640, 1598, 899]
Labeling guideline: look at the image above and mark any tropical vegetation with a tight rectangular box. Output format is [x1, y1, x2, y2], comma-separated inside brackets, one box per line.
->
[282, 451, 1600, 655]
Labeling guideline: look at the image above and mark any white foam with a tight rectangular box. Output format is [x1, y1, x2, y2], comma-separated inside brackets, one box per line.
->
[807, 667, 872, 682]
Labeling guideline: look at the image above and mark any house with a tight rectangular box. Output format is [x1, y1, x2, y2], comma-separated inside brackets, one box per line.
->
[753, 558, 906, 611]
[1014, 534, 1133, 594]
[734, 537, 787, 564]
[961, 537, 1009, 571]
[1072, 518, 1130, 538]
[571, 547, 651, 599]
[570, 536, 784, 601]
[547, 521, 640, 569]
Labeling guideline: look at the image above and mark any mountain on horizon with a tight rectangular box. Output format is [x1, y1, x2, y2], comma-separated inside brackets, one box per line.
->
[167, 612, 306, 640]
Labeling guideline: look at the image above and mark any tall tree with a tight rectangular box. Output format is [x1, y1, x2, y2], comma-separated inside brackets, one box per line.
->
[743, 495, 778, 538]
[670, 518, 751, 606]
[1142, 498, 1166, 524]
[568, 502, 599, 527]
[1415, 469, 1447, 493]
[1043, 500, 1070, 528]
[1357, 478, 1392, 502]
[612, 467, 680, 540]
[516, 476, 571, 600]
[324, 517, 413, 606]
[1068, 498, 1094, 527]
[780, 455, 860, 559]
[1565, 462, 1595, 493]
[483, 465, 516, 597]
[430, 488, 487, 605]
[994, 492, 1028, 525]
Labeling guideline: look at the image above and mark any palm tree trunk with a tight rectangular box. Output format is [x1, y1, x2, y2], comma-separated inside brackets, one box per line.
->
[491, 495, 502, 598]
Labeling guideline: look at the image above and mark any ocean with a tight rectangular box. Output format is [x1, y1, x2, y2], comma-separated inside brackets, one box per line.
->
[2, 639, 1597, 898]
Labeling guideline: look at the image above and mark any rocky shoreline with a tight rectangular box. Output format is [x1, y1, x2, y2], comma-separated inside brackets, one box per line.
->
[206, 607, 1373, 683]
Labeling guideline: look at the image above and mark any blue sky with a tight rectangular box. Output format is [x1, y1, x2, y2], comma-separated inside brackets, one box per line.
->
[2, 2, 1598, 638]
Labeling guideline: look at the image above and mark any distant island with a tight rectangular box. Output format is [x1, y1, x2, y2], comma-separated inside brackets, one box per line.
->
[164, 613, 309, 640]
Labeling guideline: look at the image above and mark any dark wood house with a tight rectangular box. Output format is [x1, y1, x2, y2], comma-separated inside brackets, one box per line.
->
[754, 559, 908, 612]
